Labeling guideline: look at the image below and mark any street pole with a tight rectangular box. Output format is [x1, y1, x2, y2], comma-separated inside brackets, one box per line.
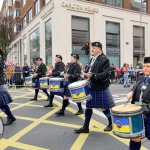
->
[140, 0, 142, 61]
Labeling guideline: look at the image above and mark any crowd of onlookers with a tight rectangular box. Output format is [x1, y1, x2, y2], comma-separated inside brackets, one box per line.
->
[109, 60, 144, 87]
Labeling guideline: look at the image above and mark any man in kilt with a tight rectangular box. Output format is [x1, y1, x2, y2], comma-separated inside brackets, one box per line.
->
[0, 49, 16, 126]
[74, 41, 115, 133]
[30, 57, 50, 101]
[44, 54, 65, 107]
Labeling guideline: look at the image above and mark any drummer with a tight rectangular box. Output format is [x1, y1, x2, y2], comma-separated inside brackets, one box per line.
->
[74, 41, 115, 133]
[30, 57, 50, 101]
[0, 49, 16, 125]
[127, 57, 150, 150]
[44, 54, 65, 107]
[55, 53, 84, 116]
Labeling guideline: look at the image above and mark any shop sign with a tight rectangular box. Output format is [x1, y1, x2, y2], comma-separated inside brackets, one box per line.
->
[62, 1, 98, 13]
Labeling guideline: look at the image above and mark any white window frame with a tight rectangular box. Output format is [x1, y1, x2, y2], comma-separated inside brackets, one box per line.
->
[28, 8, 32, 22]
[35, 0, 40, 15]
[22, 15, 26, 28]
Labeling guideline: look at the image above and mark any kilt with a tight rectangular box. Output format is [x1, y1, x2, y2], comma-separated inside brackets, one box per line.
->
[0, 85, 13, 107]
[50, 91, 63, 97]
[144, 115, 150, 140]
[86, 86, 115, 109]
[63, 81, 71, 97]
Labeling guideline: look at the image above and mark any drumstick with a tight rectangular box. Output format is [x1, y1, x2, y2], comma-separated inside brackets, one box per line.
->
[124, 99, 130, 107]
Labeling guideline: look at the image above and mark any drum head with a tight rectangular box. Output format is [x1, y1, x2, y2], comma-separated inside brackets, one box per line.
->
[111, 104, 142, 114]
[40, 77, 49, 80]
[68, 80, 89, 89]
[0, 117, 4, 139]
[49, 77, 64, 81]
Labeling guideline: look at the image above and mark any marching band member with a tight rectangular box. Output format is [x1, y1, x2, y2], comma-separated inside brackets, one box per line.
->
[30, 57, 50, 101]
[44, 54, 65, 107]
[127, 57, 150, 150]
[0, 49, 16, 126]
[55, 53, 84, 116]
[75, 41, 115, 133]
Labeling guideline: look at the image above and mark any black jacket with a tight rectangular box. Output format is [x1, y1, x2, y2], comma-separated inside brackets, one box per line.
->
[90, 54, 110, 90]
[52, 61, 65, 77]
[131, 76, 150, 105]
[66, 62, 81, 83]
[0, 57, 5, 85]
[36, 63, 47, 79]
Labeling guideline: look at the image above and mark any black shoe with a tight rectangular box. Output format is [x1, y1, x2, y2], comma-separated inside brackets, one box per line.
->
[55, 109, 64, 116]
[75, 110, 84, 115]
[4, 117, 16, 126]
[104, 124, 112, 132]
[44, 104, 53, 107]
[74, 127, 89, 133]
[127, 85, 130, 87]
[30, 98, 37, 101]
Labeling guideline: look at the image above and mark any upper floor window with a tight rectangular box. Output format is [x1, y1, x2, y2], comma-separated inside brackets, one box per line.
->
[35, 0, 40, 15]
[22, 15, 26, 28]
[14, 24, 21, 32]
[131, 0, 147, 13]
[45, 0, 50, 5]
[102, 0, 123, 7]
[7, 9, 13, 16]
[14, 9, 21, 18]
[22, 0, 26, 7]
[28, 8, 32, 22]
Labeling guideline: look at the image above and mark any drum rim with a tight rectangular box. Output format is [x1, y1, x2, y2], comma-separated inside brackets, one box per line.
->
[49, 78, 64, 81]
[0, 117, 4, 139]
[68, 80, 89, 89]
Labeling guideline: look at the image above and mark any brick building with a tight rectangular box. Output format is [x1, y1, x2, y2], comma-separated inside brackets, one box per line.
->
[1, 0, 150, 67]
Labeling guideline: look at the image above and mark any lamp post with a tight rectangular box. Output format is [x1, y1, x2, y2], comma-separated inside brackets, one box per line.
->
[140, 0, 147, 61]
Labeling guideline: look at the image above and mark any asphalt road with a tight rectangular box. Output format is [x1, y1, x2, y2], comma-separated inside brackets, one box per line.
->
[0, 84, 149, 150]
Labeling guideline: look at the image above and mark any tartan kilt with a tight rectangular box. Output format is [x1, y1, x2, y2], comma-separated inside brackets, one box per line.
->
[63, 81, 71, 97]
[86, 86, 115, 109]
[50, 91, 63, 97]
[0, 85, 13, 107]
[34, 79, 40, 89]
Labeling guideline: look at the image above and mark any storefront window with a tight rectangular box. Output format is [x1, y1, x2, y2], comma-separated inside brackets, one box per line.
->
[30, 28, 40, 64]
[106, 21, 120, 67]
[131, 0, 147, 13]
[72, 16, 90, 66]
[102, 0, 123, 7]
[45, 19, 52, 66]
[133, 25, 145, 65]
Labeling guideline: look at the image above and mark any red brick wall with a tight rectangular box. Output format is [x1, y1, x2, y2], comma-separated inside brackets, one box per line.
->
[147, 0, 150, 14]
[123, 0, 130, 9]
[93, 0, 101, 3]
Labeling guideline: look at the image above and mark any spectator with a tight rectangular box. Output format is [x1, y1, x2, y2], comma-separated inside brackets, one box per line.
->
[5, 62, 13, 87]
[122, 63, 130, 87]
[110, 63, 116, 83]
[136, 60, 143, 69]
[22, 63, 30, 79]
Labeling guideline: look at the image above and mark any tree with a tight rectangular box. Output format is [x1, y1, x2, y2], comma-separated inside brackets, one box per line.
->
[0, 17, 13, 61]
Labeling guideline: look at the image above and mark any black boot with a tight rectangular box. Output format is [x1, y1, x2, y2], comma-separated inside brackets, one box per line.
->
[55, 109, 64, 116]
[4, 117, 16, 126]
[74, 127, 89, 133]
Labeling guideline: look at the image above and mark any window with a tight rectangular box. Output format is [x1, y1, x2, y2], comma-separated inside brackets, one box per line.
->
[45, 19, 52, 66]
[102, 0, 123, 7]
[131, 0, 147, 13]
[22, 15, 26, 28]
[22, 0, 26, 7]
[106, 21, 120, 67]
[133, 26, 145, 55]
[7, 9, 12, 16]
[14, 9, 20, 18]
[45, 0, 50, 5]
[28, 8, 32, 22]
[72, 16, 90, 66]
[30, 29, 40, 64]
[14, 24, 21, 32]
[35, 0, 40, 15]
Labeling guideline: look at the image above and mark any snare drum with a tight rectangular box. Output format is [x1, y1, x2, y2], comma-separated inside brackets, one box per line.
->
[39, 77, 49, 89]
[49, 78, 64, 92]
[0, 117, 4, 139]
[111, 104, 145, 138]
[25, 77, 35, 86]
[68, 80, 91, 102]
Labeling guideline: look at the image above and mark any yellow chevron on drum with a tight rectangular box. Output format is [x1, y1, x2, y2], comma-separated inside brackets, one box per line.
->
[50, 84, 59, 89]
[72, 92, 85, 99]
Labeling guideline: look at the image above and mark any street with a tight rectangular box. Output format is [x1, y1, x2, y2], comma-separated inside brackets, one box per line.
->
[0, 84, 149, 150]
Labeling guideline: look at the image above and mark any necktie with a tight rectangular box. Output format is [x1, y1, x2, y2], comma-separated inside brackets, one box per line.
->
[91, 57, 95, 66]
[144, 76, 149, 84]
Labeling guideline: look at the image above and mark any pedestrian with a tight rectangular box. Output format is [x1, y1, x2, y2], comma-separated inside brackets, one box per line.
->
[127, 56, 150, 150]
[22, 63, 30, 79]
[0, 49, 16, 126]
[74, 41, 115, 133]
[122, 63, 130, 87]
[30, 57, 50, 101]
[55, 53, 84, 116]
[110, 63, 116, 84]
[44, 54, 65, 107]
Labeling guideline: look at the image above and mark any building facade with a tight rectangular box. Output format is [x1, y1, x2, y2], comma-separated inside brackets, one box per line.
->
[1, 0, 150, 68]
